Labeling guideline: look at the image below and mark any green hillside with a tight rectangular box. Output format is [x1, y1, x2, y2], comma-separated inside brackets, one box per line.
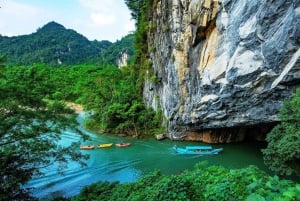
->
[0, 21, 133, 66]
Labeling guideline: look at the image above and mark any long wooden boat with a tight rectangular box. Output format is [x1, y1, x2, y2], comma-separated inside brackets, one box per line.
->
[80, 145, 95, 150]
[97, 143, 113, 148]
[115, 143, 131, 147]
[173, 145, 223, 155]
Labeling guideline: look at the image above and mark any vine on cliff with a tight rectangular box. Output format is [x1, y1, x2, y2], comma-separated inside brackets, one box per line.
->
[124, 0, 166, 135]
[125, 0, 154, 93]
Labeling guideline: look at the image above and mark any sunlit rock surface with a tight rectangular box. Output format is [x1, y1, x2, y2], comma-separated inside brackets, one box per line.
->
[143, 0, 300, 142]
[118, 52, 129, 67]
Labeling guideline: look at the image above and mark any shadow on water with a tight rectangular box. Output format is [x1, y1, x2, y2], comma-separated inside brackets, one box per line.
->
[26, 113, 272, 198]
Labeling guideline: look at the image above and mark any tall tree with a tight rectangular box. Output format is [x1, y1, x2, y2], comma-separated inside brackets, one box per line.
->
[262, 88, 300, 176]
[0, 65, 88, 200]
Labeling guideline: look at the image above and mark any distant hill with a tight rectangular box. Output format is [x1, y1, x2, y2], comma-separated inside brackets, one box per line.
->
[0, 21, 133, 66]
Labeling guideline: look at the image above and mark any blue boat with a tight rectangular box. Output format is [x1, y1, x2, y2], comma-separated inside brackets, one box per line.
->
[173, 145, 223, 155]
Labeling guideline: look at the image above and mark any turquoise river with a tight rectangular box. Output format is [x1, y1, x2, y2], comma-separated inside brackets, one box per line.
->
[26, 113, 269, 198]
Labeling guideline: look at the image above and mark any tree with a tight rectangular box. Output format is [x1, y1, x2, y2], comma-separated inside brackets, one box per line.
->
[124, 0, 142, 20]
[262, 88, 300, 176]
[0, 55, 6, 73]
[0, 65, 88, 200]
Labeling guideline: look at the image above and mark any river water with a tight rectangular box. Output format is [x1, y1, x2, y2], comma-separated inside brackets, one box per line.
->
[27, 113, 269, 198]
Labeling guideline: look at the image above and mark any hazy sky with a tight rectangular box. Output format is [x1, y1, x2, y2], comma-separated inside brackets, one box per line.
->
[0, 0, 135, 42]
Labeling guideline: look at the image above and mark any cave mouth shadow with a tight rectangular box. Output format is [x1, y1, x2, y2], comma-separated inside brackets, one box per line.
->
[186, 122, 278, 144]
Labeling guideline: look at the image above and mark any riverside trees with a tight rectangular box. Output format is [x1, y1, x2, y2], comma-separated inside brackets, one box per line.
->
[0, 65, 88, 200]
[262, 88, 300, 176]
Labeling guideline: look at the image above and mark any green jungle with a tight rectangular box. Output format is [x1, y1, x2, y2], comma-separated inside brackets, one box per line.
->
[0, 0, 299, 200]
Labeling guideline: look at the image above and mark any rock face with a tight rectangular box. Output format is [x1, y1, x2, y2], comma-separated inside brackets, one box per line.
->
[143, 0, 300, 143]
[117, 52, 129, 67]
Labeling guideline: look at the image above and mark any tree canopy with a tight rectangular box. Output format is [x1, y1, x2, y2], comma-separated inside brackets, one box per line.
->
[262, 88, 300, 176]
[0, 65, 88, 200]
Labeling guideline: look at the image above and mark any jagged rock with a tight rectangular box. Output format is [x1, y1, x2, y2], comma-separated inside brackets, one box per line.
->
[144, 0, 300, 142]
[155, 133, 166, 140]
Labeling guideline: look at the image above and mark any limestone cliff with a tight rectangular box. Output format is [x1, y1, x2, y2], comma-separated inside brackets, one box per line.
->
[143, 0, 300, 143]
[118, 52, 129, 67]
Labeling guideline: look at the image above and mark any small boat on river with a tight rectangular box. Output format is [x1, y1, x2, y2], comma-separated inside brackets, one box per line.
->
[115, 143, 131, 147]
[80, 145, 95, 150]
[97, 143, 113, 148]
[173, 145, 223, 155]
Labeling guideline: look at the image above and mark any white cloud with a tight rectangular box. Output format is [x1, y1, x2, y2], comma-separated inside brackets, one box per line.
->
[1, 1, 40, 17]
[79, 0, 114, 12]
[0, 1, 52, 36]
[77, 0, 135, 41]
[90, 12, 116, 26]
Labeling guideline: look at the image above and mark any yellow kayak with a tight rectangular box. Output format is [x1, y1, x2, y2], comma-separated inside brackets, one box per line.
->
[97, 143, 113, 148]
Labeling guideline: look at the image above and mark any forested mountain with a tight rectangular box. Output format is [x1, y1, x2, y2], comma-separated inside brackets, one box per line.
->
[0, 21, 133, 66]
[101, 34, 134, 65]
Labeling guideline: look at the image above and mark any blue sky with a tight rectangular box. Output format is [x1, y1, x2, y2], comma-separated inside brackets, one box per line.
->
[0, 0, 135, 42]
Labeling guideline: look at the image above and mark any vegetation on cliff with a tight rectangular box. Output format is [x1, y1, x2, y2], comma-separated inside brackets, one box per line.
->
[125, 0, 154, 92]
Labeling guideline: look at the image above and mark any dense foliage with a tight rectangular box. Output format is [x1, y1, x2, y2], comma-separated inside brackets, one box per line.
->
[0, 64, 88, 200]
[0, 64, 164, 138]
[75, 65, 163, 136]
[64, 162, 299, 201]
[0, 22, 134, 66]
[262, 88, 300, 176]
[100, 34, 135, 65]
